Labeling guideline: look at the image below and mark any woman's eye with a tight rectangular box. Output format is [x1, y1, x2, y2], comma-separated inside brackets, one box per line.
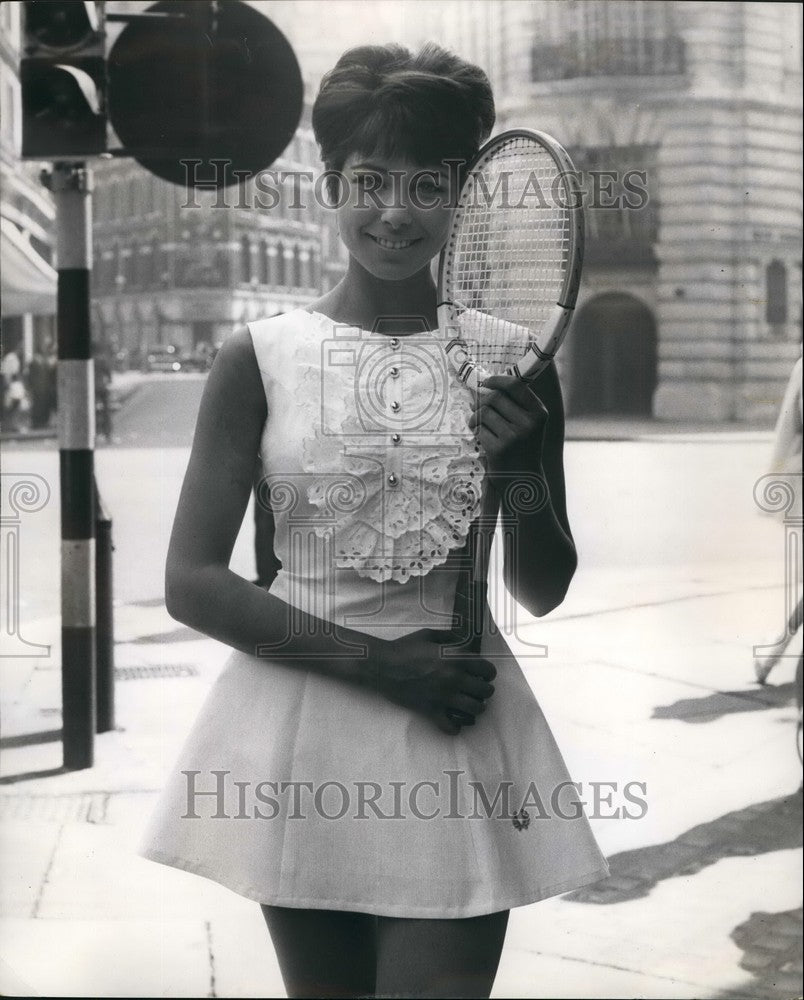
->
[353, 173, 382, 188]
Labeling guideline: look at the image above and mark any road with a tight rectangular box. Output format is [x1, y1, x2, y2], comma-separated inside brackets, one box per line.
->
[3, 372, 784, 643]
[112, 372, 206, 447]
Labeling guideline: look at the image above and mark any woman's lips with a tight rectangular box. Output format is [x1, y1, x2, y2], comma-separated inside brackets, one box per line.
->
[367, 234, 421, 251]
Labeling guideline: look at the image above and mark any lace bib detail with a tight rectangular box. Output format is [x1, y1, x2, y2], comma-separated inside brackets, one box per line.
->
[299, 319, 485, 583]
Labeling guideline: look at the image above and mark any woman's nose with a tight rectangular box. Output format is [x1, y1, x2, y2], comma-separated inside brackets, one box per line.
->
[379, 201, 412, 229]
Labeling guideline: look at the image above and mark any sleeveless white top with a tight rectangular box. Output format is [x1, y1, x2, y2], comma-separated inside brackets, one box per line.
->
[250, 309, 485, 638]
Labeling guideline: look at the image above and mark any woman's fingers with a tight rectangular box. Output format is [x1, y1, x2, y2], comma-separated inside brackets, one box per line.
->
[434, 712, 463, 736]
[447, 692, 486, 719]
[459, 675, 495, 701]
[462, 656, 497, 682]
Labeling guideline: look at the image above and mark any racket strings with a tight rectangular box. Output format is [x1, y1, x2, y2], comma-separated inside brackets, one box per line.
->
[449, 135, 571, 374]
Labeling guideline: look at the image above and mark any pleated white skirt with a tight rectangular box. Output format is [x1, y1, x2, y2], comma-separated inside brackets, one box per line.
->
[140, 624, 609, 918]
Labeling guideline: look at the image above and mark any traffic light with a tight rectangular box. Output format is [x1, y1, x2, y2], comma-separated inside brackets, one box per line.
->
[21, 1, 107, 158]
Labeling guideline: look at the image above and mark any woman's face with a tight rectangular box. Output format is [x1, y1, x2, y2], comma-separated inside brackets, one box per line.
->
[335, 153, 455, 281]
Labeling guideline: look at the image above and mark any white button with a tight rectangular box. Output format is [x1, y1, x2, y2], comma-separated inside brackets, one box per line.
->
[391, 401, 400, 412]
[390, 338, 400, 349]
[391, 434, 401, 444]
[387, 474, 398, 486]
[390, 367, 399, 377]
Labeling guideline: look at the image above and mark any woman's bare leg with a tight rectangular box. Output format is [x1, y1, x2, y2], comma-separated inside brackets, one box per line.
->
[261, 905, 377, 999]
[375, 909, 509, 999]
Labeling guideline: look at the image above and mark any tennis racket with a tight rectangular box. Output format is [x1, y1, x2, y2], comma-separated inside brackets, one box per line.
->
[436, 129, 584, 722]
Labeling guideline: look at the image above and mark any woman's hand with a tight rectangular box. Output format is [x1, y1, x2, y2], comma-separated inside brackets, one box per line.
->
[467, 375, 548, 477]
[376, 629, 497, 736]
[466, 365, 577, 618]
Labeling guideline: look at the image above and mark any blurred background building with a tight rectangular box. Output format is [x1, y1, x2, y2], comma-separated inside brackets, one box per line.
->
[2, 0, 802, 422]
[433, 0, 803, 421]
[0, 1, 57, 364]
[90, 110, 346, 368]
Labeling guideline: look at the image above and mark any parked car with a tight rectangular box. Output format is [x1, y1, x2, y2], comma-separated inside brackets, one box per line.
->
[143, 345, 184, 373]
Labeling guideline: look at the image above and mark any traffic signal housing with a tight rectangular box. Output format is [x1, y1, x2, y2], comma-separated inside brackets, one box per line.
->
[21, 0, 107, 158]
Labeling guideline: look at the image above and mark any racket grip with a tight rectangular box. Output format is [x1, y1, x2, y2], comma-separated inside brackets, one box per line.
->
[451, 523, 488, 654]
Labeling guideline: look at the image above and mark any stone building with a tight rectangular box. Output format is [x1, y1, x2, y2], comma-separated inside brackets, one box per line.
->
[91, 115, 347, 366]
[0, 1, 57, 364]
[433, 0, 802, 421]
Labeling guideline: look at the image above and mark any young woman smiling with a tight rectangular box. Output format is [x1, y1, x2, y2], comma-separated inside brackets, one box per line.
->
[141, 42, 608, 999]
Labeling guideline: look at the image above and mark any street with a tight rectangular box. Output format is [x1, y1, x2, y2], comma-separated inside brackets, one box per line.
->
[1, 377, 801, 998]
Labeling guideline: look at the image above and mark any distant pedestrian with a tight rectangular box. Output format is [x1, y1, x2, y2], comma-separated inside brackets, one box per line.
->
[3, 372, 29, 432]
[1, 348, 21, 427]
[94, 345, 114, 442]
[26, 351, 52, 429]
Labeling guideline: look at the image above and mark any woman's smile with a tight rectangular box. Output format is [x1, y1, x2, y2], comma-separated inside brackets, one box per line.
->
[367, 233, 422, 251]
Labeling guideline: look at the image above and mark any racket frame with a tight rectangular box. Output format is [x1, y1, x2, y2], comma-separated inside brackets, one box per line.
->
[439, 129, 585, 673]
[437, 128, 585, 390]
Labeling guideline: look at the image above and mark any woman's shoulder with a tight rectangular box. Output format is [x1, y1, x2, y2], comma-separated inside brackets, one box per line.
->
[246, 309, 325, 373]
[247, 309, 321, 339]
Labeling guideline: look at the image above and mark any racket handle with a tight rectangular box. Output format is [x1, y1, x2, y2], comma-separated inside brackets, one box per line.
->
[451, 516, 491, 654]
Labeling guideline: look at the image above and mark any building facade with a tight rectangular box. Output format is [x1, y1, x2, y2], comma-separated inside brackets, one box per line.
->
[0, 1, 57, 365]
[91, 109, 347, 366]
[434, 0, 803, 421]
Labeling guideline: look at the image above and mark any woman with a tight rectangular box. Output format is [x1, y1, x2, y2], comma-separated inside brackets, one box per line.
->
[141, 43, 608, 998]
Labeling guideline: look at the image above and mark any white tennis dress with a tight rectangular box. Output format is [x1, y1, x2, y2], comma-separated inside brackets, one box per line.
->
[139, 309, 609, 918]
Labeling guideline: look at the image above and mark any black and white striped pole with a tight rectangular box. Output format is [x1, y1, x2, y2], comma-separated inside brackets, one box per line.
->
[46, 161, 97, 770]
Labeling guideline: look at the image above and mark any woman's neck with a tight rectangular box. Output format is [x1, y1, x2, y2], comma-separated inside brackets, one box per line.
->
[311, 260, 439, 333]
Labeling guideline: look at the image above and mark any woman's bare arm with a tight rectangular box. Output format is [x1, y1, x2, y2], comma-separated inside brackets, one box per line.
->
[468, 367, 576, 618]
[498, 365, 576, 617]
[164, 327, 384, 684]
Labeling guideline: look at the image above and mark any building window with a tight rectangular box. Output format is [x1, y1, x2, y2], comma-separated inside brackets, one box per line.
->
[276, 241, 286, 286]
[267, 244, 278, 285]
[300, 248, 312, 288]
[291, 245, 302, 288]
[259, 240, 269, 285]
[531, 0, 685, 81]
[241, 235, 251, 283]
[138, 245, 154, 287]
[152, 240, 163, 286]
[766, 260, 788, 329]
[569, 145, 657, 264]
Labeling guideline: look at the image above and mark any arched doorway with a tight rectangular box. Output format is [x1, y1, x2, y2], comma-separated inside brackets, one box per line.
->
[570, 293, 657, 416]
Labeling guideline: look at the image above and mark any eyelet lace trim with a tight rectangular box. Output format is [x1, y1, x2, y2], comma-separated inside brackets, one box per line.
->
[298, 337, 485, 584]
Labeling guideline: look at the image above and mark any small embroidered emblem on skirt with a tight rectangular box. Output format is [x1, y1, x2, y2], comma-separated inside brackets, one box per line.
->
[512, 808, 531, 831]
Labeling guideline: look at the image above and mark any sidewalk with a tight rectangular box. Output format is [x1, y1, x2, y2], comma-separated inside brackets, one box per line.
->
[1, 564, 801, 998]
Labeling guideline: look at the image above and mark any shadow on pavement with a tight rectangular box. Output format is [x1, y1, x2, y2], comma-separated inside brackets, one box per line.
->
[0, 729, 62, 751]
[714, 907, 803, 1000]
[123, 625, 199, 645]
[0, 766, 69, 785]
[652, 683, 797, 724]
[565, 793, 802, 906]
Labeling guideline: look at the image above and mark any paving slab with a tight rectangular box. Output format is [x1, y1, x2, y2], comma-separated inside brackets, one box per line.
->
[0, 917, 212, 997]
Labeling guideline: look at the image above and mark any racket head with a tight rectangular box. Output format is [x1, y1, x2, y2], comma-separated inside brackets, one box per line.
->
[437, 128, 584, 389]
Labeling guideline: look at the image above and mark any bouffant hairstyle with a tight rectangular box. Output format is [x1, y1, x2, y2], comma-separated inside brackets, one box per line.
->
[312, 43, 495, 187]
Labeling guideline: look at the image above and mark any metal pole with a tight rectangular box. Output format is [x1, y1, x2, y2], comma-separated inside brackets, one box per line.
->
[95, 479, 115, 733]
[47, 161, 96, 770]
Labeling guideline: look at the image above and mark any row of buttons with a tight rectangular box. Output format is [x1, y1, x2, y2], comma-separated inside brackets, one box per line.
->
[388, 339, 402, 486]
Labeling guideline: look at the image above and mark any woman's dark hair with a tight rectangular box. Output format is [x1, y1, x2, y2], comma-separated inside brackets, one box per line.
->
[312, 43, 495, 191]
